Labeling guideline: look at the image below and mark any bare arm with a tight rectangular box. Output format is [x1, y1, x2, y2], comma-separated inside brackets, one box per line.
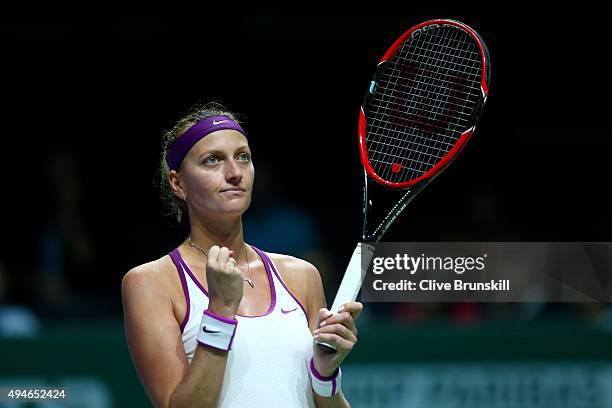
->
[121, 259, 238, 408]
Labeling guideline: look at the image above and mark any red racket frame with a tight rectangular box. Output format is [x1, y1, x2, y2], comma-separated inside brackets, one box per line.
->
[358, 19, 490, 189]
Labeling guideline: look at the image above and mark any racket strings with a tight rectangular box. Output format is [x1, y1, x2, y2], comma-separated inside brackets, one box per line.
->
[380, 27, 478, 178]
[374, 28, 480, 181]
[365, 25, 483, 183]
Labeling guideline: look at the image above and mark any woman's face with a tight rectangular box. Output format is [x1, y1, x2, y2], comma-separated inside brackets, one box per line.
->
[177, 129, 254, 219]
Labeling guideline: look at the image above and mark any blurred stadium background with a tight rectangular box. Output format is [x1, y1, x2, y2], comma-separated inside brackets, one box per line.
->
[1, 4, 611, 407]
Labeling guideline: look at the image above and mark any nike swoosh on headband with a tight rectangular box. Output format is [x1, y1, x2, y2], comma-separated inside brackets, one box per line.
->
[167, 116, 247, 171]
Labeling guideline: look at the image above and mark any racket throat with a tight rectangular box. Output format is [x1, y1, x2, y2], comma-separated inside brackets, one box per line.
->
[364, 179, 431, 242]
[361, 169, 373, 241]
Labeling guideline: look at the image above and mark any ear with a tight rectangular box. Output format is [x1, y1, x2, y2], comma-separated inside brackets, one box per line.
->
[168, 170, 188, 201]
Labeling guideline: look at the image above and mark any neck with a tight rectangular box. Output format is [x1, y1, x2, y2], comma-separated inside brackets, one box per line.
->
[187, 214, 245, 253]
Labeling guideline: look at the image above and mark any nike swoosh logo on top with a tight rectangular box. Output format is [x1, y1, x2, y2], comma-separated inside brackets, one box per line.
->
[212, 120, 228, 125]
[281, 307, 298, 314]
[202, 326, 221, 334]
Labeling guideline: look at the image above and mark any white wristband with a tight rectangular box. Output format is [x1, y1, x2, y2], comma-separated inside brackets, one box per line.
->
[196, 310, 238, 351]
[309, 357, 342, 397]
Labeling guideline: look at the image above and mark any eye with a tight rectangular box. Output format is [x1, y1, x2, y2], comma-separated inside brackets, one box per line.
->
[203, 155, 220, 165]
[237, 152, 251, 161]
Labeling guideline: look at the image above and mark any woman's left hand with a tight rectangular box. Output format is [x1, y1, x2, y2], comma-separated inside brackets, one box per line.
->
[312, 302, 363, 377]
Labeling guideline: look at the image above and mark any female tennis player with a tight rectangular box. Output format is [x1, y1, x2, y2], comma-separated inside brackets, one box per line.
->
[121, 102, 361, 408]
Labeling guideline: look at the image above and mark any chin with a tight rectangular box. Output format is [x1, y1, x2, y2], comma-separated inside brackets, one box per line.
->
[221, 201, 251, 216]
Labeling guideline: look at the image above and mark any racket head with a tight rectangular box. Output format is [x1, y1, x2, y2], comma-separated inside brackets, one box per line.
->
[359, 19, 491, 189]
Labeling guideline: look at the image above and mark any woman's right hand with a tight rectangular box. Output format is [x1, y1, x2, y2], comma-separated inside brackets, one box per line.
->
[206, 246, 244, 318]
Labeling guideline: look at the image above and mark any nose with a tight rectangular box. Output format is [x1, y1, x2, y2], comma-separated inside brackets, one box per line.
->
[224, 158, 243, 184]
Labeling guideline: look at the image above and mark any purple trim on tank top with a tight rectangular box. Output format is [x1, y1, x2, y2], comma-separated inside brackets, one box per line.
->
[169, 249, 190, 334]
[240, 246, 277, 318]
[174, 246, 277, 318]
[265, 255, 309, 322]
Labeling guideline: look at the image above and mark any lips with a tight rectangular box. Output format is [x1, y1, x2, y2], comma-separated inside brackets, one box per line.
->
[221, 187, 245, 193]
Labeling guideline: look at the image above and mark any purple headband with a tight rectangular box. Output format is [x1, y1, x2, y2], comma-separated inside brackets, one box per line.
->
[167, 115, 247, 170]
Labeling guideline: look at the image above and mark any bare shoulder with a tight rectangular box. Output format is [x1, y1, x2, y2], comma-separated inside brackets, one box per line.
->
[121, 255, 178, 301]
[266, 252, 322, 286]
[265, 252, 324, 312]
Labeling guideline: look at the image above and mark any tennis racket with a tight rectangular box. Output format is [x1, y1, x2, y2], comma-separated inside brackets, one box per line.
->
[318, 19, 490, 351]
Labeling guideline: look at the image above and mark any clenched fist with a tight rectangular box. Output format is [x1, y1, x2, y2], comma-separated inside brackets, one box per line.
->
[206, 246, 244, 319]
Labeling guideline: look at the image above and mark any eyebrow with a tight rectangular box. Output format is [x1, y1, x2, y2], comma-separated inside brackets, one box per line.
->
[197, 145, 250, 159]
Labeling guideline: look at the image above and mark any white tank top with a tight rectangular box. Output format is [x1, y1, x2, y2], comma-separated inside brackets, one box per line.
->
[169, 246, 316, 408]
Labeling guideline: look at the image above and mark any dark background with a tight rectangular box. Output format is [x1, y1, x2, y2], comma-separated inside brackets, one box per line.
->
[1, 4, 609, 320]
